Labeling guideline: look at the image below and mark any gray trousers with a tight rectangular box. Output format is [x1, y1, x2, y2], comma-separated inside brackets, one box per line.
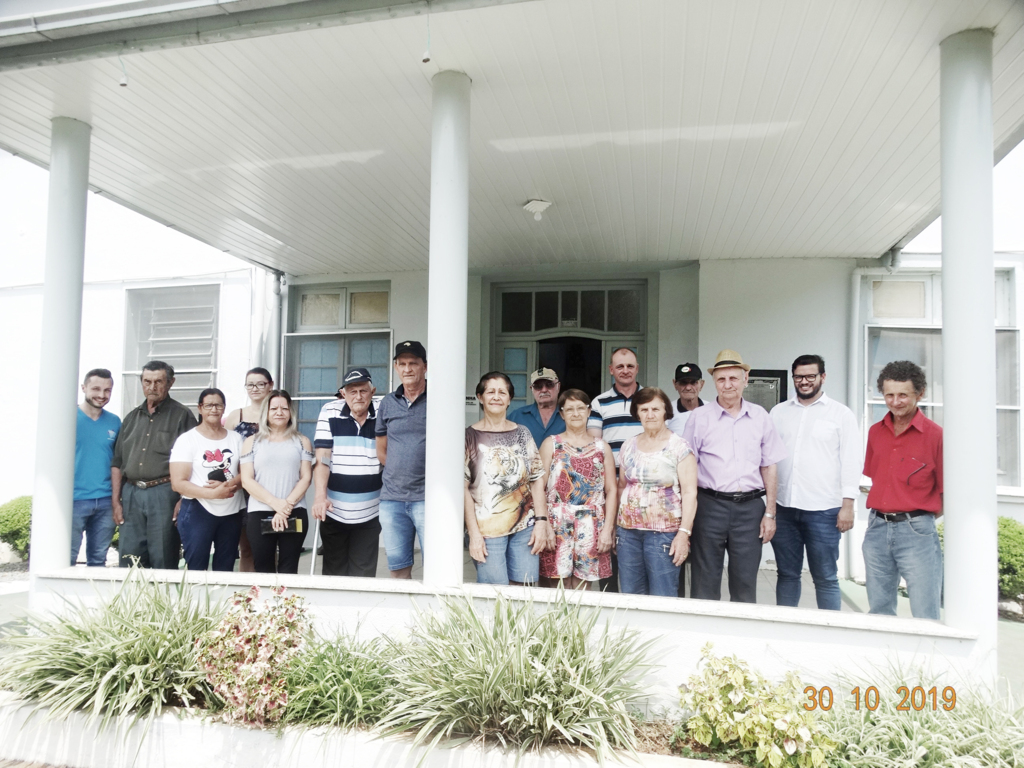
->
[689, 492, 765, 603]
[119, 482, 181, 570]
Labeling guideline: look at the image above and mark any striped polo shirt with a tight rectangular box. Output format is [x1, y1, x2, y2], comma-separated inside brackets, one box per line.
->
[313, 399, 382, 524]
[587, 383, 644, 467]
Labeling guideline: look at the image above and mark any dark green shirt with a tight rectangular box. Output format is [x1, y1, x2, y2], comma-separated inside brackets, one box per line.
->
[111, 397, 198, 482]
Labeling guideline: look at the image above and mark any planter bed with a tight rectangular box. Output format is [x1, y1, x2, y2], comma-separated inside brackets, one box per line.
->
[0, 692, 725, 768]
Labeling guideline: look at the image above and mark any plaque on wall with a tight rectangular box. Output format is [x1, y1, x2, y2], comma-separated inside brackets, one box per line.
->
[745, 369, 788, 412]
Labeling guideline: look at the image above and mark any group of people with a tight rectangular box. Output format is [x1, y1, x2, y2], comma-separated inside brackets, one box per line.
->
[73, 340, 943, 620]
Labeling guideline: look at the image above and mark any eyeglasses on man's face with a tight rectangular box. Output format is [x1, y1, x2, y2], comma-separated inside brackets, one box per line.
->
[532, 380, 556, 390]
[793, 374, 821, 383]
[245, 381, 270, 390]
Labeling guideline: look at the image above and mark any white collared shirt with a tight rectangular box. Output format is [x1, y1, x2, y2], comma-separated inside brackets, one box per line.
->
[770, 392, 861, 511]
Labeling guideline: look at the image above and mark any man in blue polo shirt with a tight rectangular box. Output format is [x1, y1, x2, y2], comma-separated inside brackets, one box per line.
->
[375, 340, 428, 579]
[508, 368, 565, 447]
[73, 368, 121, 566]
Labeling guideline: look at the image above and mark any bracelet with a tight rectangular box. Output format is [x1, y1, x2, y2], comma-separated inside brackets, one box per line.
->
[678, 527, 692, 536]
[534, 516, 549, 522]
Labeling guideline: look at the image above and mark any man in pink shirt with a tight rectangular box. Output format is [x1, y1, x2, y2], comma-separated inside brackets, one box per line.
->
[682, 350, 787, 602]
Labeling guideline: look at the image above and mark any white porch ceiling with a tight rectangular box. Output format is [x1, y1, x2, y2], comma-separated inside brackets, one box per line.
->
[1, 0, 1023, 275]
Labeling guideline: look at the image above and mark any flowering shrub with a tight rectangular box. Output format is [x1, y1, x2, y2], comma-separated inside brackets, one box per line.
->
[680, 644, 835, 768]
[196, 585, 310, 725]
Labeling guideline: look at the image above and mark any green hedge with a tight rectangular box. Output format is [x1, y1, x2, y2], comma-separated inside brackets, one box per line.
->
[0, 495, 31, 559]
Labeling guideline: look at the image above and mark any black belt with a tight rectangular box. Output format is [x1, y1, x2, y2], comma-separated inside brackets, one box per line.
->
[698, 488, 766, 503]
[873, 509, 930, 522]
[129, 476, 171, 489]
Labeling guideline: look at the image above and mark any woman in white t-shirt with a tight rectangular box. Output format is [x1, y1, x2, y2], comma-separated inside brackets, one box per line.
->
[170, 388, 244, 571]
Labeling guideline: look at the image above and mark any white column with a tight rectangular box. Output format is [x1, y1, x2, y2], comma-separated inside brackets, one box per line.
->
[940, 29, 997, 679]
[423, 70, 471, 588]
[29, 117, 92, 577]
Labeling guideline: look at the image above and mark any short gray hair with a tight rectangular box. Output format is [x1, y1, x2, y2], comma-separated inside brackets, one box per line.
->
[141, 360, 175, 381]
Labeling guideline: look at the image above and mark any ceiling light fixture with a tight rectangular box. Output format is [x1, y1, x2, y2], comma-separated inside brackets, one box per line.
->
[523, 199, 552, 221]
[421, 3, 431, 63]
[117, 54, 129, 87]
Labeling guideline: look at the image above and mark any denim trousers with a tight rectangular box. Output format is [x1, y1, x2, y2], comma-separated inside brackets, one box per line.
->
[771, 505, 842, 610]
[177, 497, 244, 572]
[862, 510, 943, 619]
[71, 497, 116, 566]
[474, 526, 539, 585]
[119, 482, 180, 570]
[378, 500, 425, 571]
[615, 527, 680, 597]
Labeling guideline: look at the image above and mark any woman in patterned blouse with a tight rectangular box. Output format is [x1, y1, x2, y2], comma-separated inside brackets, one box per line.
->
[538, 388, 617, 590]
[612, 387, 698, 597]
[465, 371, 555, 585]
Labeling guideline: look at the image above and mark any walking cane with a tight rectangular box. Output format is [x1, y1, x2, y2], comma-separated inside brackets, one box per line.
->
[309, 517, 320, 576]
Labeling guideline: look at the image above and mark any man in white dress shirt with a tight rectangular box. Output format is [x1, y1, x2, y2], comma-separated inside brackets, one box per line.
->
[769, 354, 860, 610]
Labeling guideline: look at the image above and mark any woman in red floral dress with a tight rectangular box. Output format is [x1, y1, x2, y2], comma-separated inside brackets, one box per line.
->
[538, 388, 617, 589]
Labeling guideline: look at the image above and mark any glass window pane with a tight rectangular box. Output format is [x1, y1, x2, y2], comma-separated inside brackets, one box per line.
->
[501, 292, 532, 333]
[998, 408, 1020, 487]
[581, 290, 605, 330]
[349, 336, 389, 366]
[509, 374, 527, 399]
[608, 289, 642, 332]
[297, 398, 332, 444]
[301, 293, 341, 327]
[535, 291, 558, 331]
[997, 330, 1019, 407]
[867, 328, 943, 403]
[503, 347, 528, 371]
[365, 366, 389, 390]
[560, 291, 578, 326]
[872, 280, 926, 318]
[350, 291, 389, 324]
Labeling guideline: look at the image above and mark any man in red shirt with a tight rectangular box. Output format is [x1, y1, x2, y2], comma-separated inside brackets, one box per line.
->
[862, 360, 943, 619]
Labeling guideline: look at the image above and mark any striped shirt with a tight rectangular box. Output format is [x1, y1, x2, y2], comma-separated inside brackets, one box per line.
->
[313, 399, 382, 524]
[587, 384, 644, 467]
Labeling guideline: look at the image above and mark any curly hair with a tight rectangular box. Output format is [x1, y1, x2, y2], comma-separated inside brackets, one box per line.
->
[629, 387, 674, 422]
[877, 360, 927, 395]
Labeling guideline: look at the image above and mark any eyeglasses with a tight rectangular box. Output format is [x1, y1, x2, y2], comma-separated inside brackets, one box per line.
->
[245, 382, 270, 390]
[562, 406, 589, 415]
[793, 374, 821, 383]
[532, 380, 557, 390]
[199, 403, 225, 411]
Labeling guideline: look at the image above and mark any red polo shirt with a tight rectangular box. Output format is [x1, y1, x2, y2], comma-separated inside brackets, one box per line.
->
[864, 409, 943, 514]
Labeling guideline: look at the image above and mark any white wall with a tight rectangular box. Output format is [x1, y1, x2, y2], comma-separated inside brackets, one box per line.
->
[699, 258, 857, 405]
[656, 263, 700, 392]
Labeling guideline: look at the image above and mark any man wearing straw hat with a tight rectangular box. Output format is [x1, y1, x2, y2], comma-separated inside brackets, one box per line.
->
[682, 350, 787, 603]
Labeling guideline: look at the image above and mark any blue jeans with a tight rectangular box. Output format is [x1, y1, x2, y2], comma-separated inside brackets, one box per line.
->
[176, 498, 243, 572]
[378, 500, 425, 571]
[474, 526, 538, 584]
[71, 497, 116, 566]
[862, 510, 943, 619]
[771, 505, 842, 610]
[616, 527, 680, 597]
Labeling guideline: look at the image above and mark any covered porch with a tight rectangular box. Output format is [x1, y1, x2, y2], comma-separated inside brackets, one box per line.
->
[3, 0, 1024, 687]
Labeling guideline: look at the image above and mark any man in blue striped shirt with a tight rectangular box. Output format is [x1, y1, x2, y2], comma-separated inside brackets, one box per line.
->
[312, 367, 383, 577]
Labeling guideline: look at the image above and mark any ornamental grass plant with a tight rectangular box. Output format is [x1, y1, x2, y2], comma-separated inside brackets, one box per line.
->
[824, 672, 1024, 768]
[282, 633, 396, 729]
[0, 566, 220, 729]
[378, 591, 656, 763]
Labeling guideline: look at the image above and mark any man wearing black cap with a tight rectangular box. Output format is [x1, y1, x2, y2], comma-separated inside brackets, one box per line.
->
[375, 340, 428, 579]
[312, 367, 382, 577]
[667, 363, 705, 438]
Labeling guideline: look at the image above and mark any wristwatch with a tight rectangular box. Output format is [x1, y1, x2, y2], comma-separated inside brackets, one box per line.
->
[765, 512, 776, 520]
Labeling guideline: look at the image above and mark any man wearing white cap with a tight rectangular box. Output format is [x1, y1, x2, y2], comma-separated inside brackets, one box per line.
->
[682, 350, 787, 603]
[508, 368, 565, 447]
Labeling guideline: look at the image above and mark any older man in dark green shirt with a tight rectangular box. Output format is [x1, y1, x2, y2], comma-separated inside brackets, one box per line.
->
[111, 360, 197, 569]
